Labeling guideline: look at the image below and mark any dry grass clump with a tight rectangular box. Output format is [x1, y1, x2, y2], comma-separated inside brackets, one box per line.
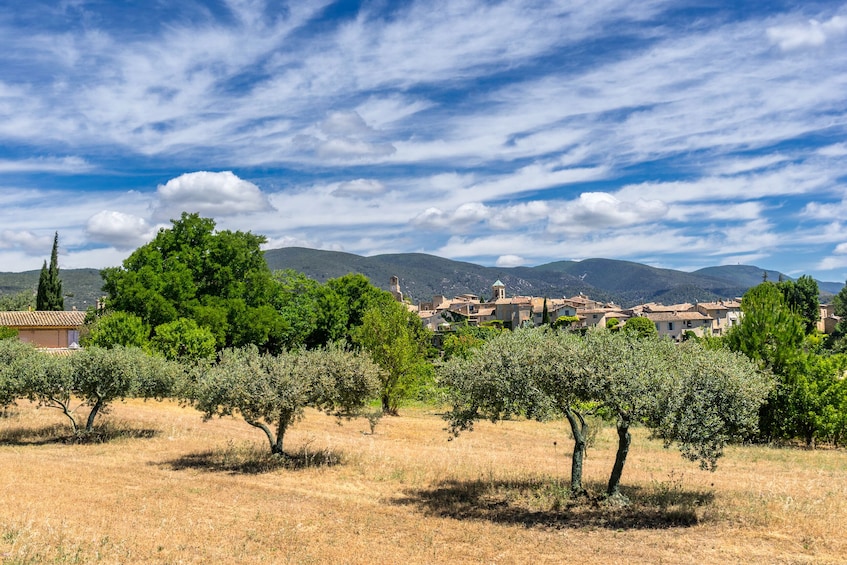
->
[1, 399, 845, 564]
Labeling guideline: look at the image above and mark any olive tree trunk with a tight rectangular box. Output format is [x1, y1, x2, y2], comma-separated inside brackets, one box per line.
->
[563, 407, 588, 496]
[607, 416, 631, 498]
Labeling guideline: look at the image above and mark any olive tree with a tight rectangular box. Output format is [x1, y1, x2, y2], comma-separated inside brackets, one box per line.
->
[193, 344, 381, 455]
[0, 339, 38, 408]
[441, 328, 771, 500]
[441, 328, 592, 494]
[8, 345, 179, 434]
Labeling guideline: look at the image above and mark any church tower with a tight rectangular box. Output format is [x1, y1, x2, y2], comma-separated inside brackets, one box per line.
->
[492, 279, 506, 301]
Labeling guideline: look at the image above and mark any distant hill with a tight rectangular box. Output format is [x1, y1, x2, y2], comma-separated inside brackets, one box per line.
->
[0, 250, 843, 310]
[264, 248, 843, 307]
[0, 268, 103, 311]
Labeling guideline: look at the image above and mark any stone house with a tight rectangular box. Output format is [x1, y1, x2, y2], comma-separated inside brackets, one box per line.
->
[0, 310, 87, 349]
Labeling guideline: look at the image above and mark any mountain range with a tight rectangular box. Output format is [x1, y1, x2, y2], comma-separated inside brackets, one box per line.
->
[0, 248, 843, 311]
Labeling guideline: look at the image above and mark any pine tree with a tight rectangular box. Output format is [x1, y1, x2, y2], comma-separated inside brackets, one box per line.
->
[36, 232, 64, 311]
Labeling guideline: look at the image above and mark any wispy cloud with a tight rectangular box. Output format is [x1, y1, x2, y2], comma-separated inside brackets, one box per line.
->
[0, 0, 845, 283]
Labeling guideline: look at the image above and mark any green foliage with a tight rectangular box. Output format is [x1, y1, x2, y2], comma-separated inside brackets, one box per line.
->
[36, 233, 64, 311]
[726, 283, 804, 376]
[0, 290, 35, 311]
[726, 282, 847, 446]
[326, 273, 395, 336]
[605, 317, 620, 330]
[777, 275, 819, 334]
[83, 311, 149, 348]
[0, 339, 38, 407]
[0, 326, 18, 340]
[5, 345, 178, 433]
[440, 328, 770, 497]
[621, 316, 658, 338]
[353, 299, 433, 414]
[101, 213, 283, 351]
[192, 344, 381, 455]
[271, 269, 347, 349]
[441, 324, 503, 360]
[151, 318, 216, 361]
[552, 315, 579, 330]
[70, 346, 178, 431]
[833, 280, 847, 318]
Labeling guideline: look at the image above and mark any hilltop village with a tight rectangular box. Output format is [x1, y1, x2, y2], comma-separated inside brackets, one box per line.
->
[391, 276, 840, 341]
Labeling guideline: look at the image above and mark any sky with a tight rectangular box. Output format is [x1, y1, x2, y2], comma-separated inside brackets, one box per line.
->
[1, 1, 846, 282]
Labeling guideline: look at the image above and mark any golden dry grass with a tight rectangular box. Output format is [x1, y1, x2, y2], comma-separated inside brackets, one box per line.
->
[1, 399, 846, 564]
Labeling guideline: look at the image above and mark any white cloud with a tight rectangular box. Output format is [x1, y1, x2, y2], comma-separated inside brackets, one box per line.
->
[548, 192, 667, 233]
[767, 15, 847, 51]
[85, 211, 158, 250]
[412, 202, 491, 231]
[496, 254, 527, 267]
[0, 230, 53, 254]
[155, 171, 273, 218]
[818, 143, 847, 157]
[0, 156, 93, 174]
[331, 179, 388, 198]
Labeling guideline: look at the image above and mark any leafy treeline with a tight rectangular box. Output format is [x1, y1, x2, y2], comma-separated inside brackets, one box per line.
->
[96, 213, 433, 415]
[725, 278, 847, 447]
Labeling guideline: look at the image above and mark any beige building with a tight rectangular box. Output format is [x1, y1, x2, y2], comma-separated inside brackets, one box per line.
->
[643, 311, 713, 341]
[695, 300, 742, 336]
[0, 310, 87, 349]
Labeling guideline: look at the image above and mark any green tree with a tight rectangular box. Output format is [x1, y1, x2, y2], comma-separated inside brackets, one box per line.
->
[0, 339, 37, 408]
[0, 290, 35, 311]
[354, 300, 432, 414]
[36, 232, 64, 311]
[0, 327, 17, 340]
[777, 275, 820, 334]
[832, 281, 847, 318]
[541, 298, 550, 325]
[13, 346, 177, 434]
[151, 318, 216, 361]
[193, 344, 380, 455]
[101, 213, 283, 351]
[441, 328, 770, 499]
[441, 324, 503, 360]
[621, 316, 658, 338]
[83, 311, 149, 348]
[326, 273, 394, 338]
[71, 346, 177, 432]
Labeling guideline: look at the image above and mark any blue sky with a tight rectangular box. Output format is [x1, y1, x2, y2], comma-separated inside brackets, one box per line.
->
[1, 1, 847, 282]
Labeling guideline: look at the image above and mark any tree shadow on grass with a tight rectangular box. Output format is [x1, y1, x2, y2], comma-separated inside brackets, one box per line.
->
[0, 422, 159, 446]
[393, 476, 715, 530]
[161, 441, 346, 475]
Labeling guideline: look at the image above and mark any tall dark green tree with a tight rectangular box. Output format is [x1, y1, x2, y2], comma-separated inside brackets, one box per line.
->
[36, 232, 64, 311]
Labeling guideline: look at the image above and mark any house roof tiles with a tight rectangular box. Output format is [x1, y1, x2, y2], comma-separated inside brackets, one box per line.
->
[0, 310, 87, 328]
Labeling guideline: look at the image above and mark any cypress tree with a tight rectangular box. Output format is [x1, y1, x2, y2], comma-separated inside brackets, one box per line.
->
[36, 232, 64, 311]
[541, 297, 550, 325]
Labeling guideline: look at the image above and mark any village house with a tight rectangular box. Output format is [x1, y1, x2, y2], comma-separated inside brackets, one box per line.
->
[695, 300, 742, 336]
[642, 310, 713, 341]
[0, 310, 87, 350]
[818, 304, 841, 334]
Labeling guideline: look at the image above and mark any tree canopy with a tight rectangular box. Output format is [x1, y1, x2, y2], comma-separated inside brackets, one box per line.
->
[101, 213, 284, 351]
[192, 344, 381, 455]
[441, 327, 770, 498]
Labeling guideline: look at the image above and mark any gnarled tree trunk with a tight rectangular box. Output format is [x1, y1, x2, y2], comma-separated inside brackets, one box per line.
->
[607, 415, 631, 499]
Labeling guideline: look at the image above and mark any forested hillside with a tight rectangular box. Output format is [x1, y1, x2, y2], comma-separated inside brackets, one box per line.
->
[0, 248, 842, 310]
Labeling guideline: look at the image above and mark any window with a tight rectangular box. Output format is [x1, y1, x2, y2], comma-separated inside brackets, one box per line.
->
[668, 322, 674, 331]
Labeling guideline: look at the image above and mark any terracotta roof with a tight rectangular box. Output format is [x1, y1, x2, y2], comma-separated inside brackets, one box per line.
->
[644, 311, 712, 322]
[0, 310, 87, 328]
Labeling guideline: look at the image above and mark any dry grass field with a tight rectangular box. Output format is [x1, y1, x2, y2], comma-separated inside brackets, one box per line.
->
[1, 399, 846, 564]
